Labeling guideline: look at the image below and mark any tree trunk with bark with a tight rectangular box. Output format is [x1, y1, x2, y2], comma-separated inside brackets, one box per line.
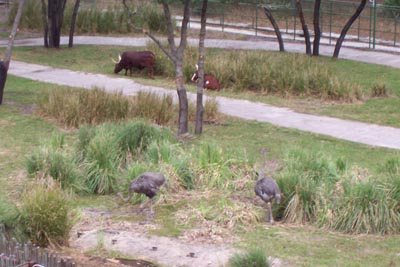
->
[333, 0, 367, 58]
[313, 0, 321, 56]
[122, 0, 191, 136]
[296, 0, 311, 55]
[69, 0, 81, 48]
[41, 0, 49, 48]
[263, 6, 284, 52]
[47, 0, 67, 48]
[195, 0, 208, 135]
[0, 0, 26, 105]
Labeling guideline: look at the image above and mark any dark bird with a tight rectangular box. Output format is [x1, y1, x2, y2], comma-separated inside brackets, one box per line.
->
[117, 172, 166, 214]
[254, 149, 281, 224]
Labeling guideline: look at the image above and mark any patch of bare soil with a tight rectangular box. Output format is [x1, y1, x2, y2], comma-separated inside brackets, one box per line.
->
[69, 207, 240, 267]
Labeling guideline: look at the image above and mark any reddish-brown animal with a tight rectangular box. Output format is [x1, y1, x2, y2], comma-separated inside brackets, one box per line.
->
[191, 64, 221, 91]
[114, 51, 155, 79]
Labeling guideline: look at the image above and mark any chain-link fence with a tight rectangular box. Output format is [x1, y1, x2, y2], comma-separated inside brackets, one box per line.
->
[187, 0, 400, 49]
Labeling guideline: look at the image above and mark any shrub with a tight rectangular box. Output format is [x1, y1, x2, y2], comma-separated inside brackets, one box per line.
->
[276, 149, 341, 223]
[328, 179, 400, 234]
[370, 82, 389, 97]
[228, 249, 269, 267]
[39, 87, 129, 127]
[82, 125, 120, 194]
[19, 185, 73, 247]
[0, 196, 21, 238]
[115, 120, 172, 160]
[25, 134, 85, 192]
[130, 92, 175, 125]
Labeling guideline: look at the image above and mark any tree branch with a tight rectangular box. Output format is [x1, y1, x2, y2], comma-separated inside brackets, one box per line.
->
[177, 0, 191, 55]
[121, 0, 175, 61]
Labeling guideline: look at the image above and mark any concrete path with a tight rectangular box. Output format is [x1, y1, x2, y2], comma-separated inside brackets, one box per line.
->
[4, 35, 400, 69]
[8, 60, 400, 150]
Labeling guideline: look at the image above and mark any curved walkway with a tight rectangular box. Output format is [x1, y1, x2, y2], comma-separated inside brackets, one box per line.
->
[3, 35, 400, 150]
[8, 58, 400, 150]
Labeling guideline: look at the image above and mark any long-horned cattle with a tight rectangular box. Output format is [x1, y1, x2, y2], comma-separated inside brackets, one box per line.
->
[113, 50, 155, 79]
[191, 64, 221, 91]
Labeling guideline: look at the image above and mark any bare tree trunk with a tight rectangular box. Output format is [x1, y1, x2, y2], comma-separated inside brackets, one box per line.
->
[41, 0, 49, 48]
[48, 0, 67, 48]
[195, 0, 208, 135]
[69, 0, 81, 48]
[333, 0, 367, 58]
[0, 0, 26, 105]
[312, 0, 321, 56]
[296, 0, 311, 55]
[263, 6, 284, 52]
[122, 0, 191, 136]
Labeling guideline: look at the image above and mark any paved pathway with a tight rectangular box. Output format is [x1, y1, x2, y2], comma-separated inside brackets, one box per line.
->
[8, 59, 400, 150]
[3, 34, 400, 150]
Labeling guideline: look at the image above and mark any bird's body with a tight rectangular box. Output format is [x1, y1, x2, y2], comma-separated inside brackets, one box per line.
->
[254, 177, 281, 204]
[254, 149, 281, 223]
[117, 172, 166, 214]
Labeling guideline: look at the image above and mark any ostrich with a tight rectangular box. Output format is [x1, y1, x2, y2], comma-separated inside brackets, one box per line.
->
[254, 149, 281, 224]
[116, 172, 166, 214]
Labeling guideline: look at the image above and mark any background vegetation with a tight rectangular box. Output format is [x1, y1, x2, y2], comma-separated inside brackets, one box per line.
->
[1, 0, 400, 265]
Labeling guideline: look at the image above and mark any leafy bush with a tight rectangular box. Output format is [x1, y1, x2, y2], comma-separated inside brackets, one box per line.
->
[25, 133, 85, 192]
[328, 179, 400, 234]
[39, 87, 129, 127]
[0, 196, 21, 238]
[81, 124, 120, 194]
[19, 185, 73, 247]
[228, 249, 269, 267]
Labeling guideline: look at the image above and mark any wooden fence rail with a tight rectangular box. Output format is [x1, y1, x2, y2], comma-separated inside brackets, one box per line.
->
[0, 237, 77, 267]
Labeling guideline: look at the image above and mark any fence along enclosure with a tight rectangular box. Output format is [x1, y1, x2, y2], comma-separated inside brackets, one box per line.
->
[0, 237, 76, 267]
[186, 0, 400, 49]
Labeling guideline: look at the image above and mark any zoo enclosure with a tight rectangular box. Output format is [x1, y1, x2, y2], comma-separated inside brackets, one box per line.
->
[187, 0, 400, 49]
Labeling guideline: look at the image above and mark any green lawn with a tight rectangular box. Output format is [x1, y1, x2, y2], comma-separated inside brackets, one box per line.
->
[4, 44, 400, 128]
[1, 74, 399, 267]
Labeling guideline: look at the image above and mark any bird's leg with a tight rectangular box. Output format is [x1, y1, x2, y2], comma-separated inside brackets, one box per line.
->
[149, 198, 154, 215]
[140, 198, 150, 209]
[268, 202, 274, 224]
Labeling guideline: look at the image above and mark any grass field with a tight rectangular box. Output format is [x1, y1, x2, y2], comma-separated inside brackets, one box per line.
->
[3, 44, 400, 128]
[1, 72, 399, 266]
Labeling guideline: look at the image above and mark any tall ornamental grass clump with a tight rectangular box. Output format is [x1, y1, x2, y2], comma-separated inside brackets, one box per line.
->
[25, 133, 85, 192]
[38, 87, 129, 128]
[10, 1, 169, 35]
[131, 92, 175, 125]
[80, 124, 120, 194]
[39, 88, 220, 128]
[194, 143, 250, 189]
[146, 45, 364, 102]
[276, 150, 400, 234]
[0, 196, 21, 238]
[276, 149, 340, 224]
[76, 121, 172, 194]
[228, 249, 270, 267]
[19, 185, 73, 247]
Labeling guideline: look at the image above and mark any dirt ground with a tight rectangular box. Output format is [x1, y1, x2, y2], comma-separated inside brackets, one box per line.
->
[68, 207, 241, 267]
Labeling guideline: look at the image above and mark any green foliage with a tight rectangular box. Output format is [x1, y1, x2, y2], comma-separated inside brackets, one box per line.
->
[25, 133, 85, 192]
[19, 185, 73, 247]
[131, 91, 176, 125]
[38, 86, 129, 128]
[370, 82, 389, 98]
[0, 196, 21, 237]
[228, 249, 269, 267]
[328, 179, 400, 234]
[81, 124, 120, 194]
[115, 120, 171, 161]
